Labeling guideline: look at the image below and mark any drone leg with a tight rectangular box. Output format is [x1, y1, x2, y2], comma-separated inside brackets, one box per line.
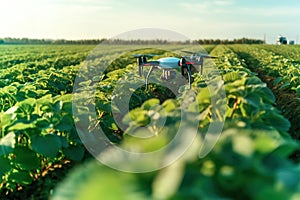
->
[187, 65, 192, 89]
[164, 69, 170, 80]
[145, 66, 155, 90]
[200, 56, 204, 75]
[139, 65, 143, 77]
[161, 69, 166, 80]
[167, 70, 171, 79]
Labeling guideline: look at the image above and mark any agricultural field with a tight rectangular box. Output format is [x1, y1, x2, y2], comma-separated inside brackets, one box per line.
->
[1, 43, 300, 199]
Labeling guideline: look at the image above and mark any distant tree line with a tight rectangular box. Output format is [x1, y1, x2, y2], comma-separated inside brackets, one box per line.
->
[0, 37, 105, 45]
[0, 37, 264, 45]
[195, 37, 264, 44]
[102, 39, 193, 45]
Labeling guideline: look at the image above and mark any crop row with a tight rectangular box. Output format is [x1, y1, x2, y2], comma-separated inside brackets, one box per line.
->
[256, 44, 300, 63]
[0, 45, 201, 192]
[0, 46, 93, 192]
[1, 44, 300, 199]
[230, 45, 300, 137]
[53, 45, 300, 199]
[230, 45, 300, 95]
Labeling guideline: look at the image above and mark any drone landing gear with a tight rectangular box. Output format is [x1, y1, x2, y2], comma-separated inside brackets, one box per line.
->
[145, 65, 155, 90]
[144, 64, 193, 90]
[138, 56, 148, 77]
[197, 56, 204, 75]
[184, 67, 193, 89]
[160, 69, 176, 81]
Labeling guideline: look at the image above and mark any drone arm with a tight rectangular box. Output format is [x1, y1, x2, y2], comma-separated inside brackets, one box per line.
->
[179, 57, 186, 76]
[144, 61, 160, 66]
[145, 65, 155, 90]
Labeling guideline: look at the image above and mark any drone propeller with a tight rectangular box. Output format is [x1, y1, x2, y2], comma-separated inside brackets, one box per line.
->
[181, 50, 197, 55]
[181, 50, 217, 58]
[132, 54, 158, 58]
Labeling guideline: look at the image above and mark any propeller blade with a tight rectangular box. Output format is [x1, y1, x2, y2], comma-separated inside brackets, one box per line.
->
[182, 52, 217, 59]
[196, 55, 217, 58]
[132, 54, 158, 58]
[181, 50, 196, 54]
[146, 54, 159, 57]
[132, 54, 143, 58]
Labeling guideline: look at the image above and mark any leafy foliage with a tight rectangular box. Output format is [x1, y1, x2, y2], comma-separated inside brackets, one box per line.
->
[52, 45, 300, 199]
[230, 44, 300, 137]
[1, 44, 300, 200]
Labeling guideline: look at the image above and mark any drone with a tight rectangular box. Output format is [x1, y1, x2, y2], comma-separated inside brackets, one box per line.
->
[133, 51, 217, 89]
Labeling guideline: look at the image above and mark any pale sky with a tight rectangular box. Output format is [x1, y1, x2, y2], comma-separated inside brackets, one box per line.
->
[1, 0, 299, 44]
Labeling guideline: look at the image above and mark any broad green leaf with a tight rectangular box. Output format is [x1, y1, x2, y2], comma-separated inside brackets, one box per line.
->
[61, 101, 73, 115]
[4, 85, 17, 93]
[52, 100, 63, 112]
[13, 146, 40, 170]
[62, 145, 85, 162]
[55, 115, 74, 131]
[0, 113, 14, 131]
[17, 98, 36, 109]
[0, 156, 12, 177]
[262, 111, 291, 132]
[100, 115, 119, 131]
[52, 161, 150, 200]
[245, 76, 263, 85]
[0, 132, 15, 156]
[36, 94, 53, 105]
[196, 88, 211, 104]
[35, 118, 52, 129]
[244, 93, 261, 108]
[35, 89, 49, 97]
[223, 71, 241, 83]
[26, 90, 38, 98]
[122, 109, 150, 126]
[8, 170, 33, 185]
[141, 98, 160, 110]
[162, 99, 177, 112]
[258, 87, 276, 104]
[30, 134, 62, 158]
[8, 122, 35, 131]
[54, 94, 72, 103]
[59, 136, 69, 148]
[96, 100, 111, 113]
